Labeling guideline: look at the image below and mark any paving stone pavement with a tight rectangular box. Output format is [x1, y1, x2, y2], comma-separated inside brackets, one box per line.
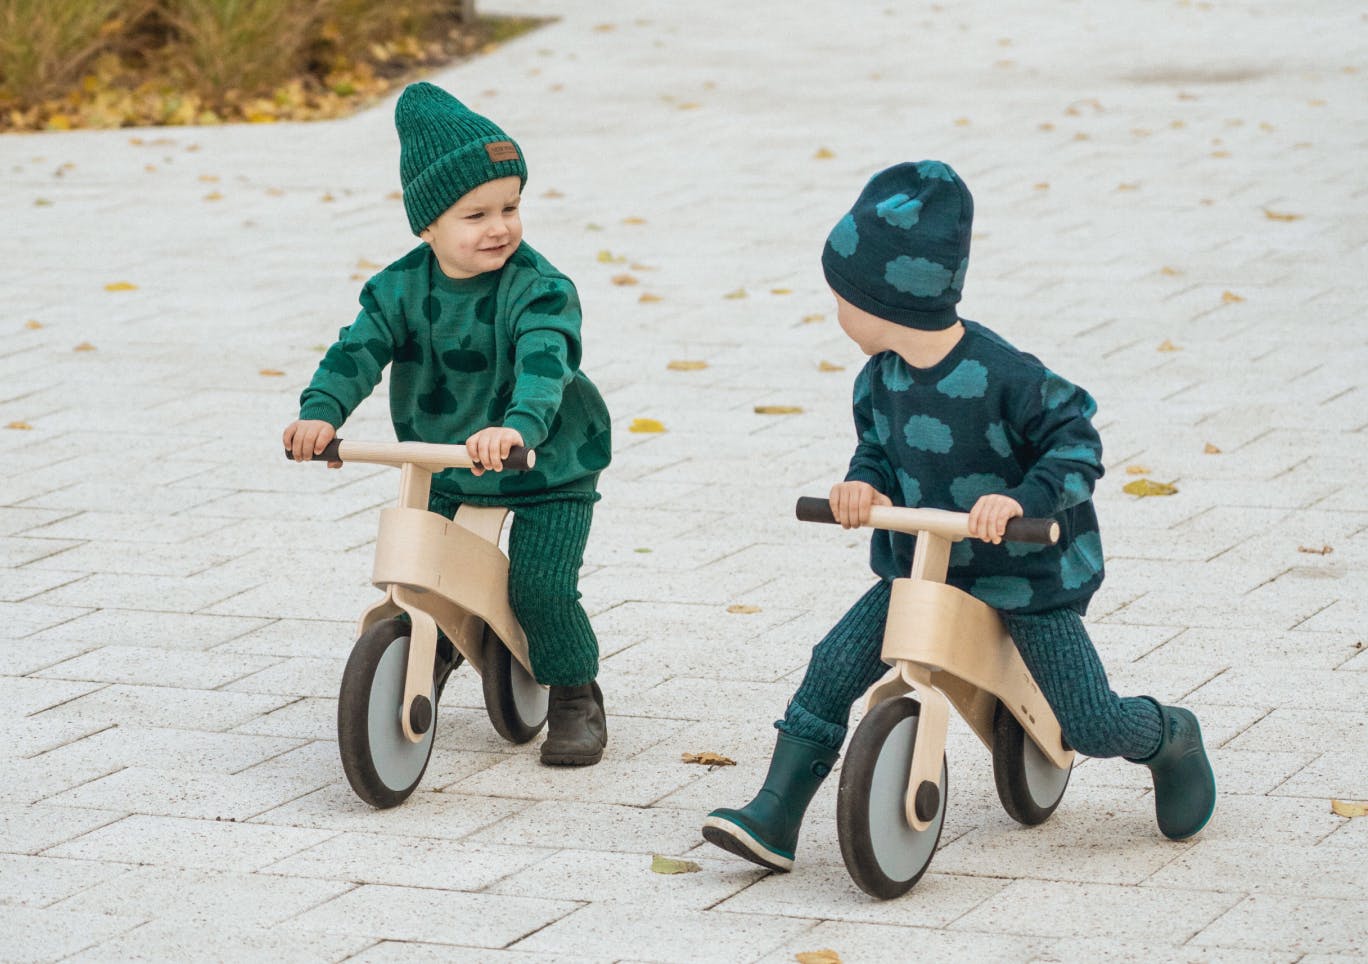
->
[2, 0, 1367, 961]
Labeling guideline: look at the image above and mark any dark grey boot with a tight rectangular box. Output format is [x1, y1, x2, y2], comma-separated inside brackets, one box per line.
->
[701, 732, 839, 872]
[540, 681, 607, 766]
[1132, 698, 1216, 840]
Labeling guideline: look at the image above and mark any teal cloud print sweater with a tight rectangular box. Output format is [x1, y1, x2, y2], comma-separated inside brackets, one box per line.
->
[844, 322, 1105, 614]
[299, 241, 612, 501]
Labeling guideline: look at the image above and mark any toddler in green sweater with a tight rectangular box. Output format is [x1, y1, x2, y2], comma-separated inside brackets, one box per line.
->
[703, 161, 1216, 871]
[283, 82, 612, 766]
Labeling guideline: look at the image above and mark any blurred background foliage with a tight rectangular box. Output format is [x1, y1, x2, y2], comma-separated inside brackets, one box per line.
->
[0, 0, 537, 130]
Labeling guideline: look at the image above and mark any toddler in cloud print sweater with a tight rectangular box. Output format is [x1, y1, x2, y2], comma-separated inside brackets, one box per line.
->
[702, 161, 1216, 874]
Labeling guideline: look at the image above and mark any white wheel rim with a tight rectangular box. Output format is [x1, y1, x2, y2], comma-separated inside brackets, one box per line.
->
[1022, 732, 1070, 806]
[867, 715, 945, 882]
[367, 635, 435, 790]
[508, 650, 548, 724]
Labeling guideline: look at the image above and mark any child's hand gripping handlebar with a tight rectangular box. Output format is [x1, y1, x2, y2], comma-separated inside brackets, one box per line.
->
[795, 496, 1059, 545]
[283, 438, 536, 472]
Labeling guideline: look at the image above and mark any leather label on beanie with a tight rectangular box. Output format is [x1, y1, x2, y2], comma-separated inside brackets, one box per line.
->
[485, 140, 520, 163]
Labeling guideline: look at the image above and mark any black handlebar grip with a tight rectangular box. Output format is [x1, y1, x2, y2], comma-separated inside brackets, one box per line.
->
[493, 446, 535, 471]
[283, 438, 344, 462]
[1002, 517, 1059, 545]
[795, 496, 839, 525]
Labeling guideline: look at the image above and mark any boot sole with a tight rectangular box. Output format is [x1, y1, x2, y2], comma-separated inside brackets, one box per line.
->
[701, 816, 793, 872]
[539, 748, 604, 767]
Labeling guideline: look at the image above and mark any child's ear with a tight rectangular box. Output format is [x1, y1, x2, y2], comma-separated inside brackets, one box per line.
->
[419, 227, 433, 244]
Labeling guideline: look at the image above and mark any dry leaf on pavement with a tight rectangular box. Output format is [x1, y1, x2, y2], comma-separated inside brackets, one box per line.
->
[104, 281, 137, 291]
[755, 405, 803, 415]
[818, 360, 845, 372]
[73, 342, 96, 352]
[1123, 478, 1178, 497]
[611, 274, 638, 286]
[1298, 544, 1333, 556]
[1221, 290, 1245, 303]
[25, 320, 42, 329]
[724, 288, 748, 300]
[259, 369, 285, 377]
[727, 604, 761, 614]
[1263, 209, 1303, 222]
[651, 854, 701, 875]
[1331, 799, 1368, 818]
[1126, 465, 1150, 475]
[796, 952, 843, 964]
[629, 418, 666, 433]
[667, 360, 707, 371]
[1157, 339, 1181, 352]
[1204, 442, 1222, 454]
[638, 292, 662, 303]
[6, 421, 33, 430]
[681, 752, 736, 767]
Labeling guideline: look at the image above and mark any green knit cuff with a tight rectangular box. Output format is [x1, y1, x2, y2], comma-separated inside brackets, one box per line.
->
[776, 701, 847, 753]
[299, 398, 345, 428]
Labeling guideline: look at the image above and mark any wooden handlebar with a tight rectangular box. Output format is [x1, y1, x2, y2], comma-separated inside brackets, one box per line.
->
[795, 496, 1059, 545]
[284, 438, 536, 471]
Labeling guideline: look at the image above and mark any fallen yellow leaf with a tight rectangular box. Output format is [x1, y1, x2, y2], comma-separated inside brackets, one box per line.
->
[592, 23, 615, 32]
[1263, 208, 1304, 222]
[204, 191, 223, 201]
[1126, 465, 1150, 475]
[818, 360, 845, 372]
[801, 313, 824, 324]
[198, 174, 219, 183]
[667, 360, 707, 371]
[681, 752, 736, 767]
[1123, 478, 1178, 497]
[542, 188, 565, 198]
[727, 604, 762, 614]
[25, 320, 42, 330]
[629, 418, 666, 433]
[596, 249, 626, 264]
[813, 147, 835, 159]
[611, 274, 638, 286]
[638, 292, 662, 303]
[356, 258, 382, 270]
[1298, 544, 1333, 556]
[770, 288, 792, 295]
[1034, 182, 1050, 190]
[677, 102, 701, 111]
[1204, 442, 1222, 454]
[6, 421, 33, 430]
[1160, 266, 1182, 276]
[754, 405, 803, 415]
[629, 262, 655, 271]
[104, 281, 137, 292]
[1331, 799, 1368, 818]
[1157, 339, 1181, 352]
[796, 952, 843, 964]
[724, 288, 747, 300]
[33, 197, 53, 207]
[1221, 290, 1245, 303]
[651, 854, 701, 875]
[73, 342, 96, 352]
[1117, 182, 1140, 191]
[259, 368, 285, 377]
[955, 117, 971, 126]
[622, 216, 646, 225]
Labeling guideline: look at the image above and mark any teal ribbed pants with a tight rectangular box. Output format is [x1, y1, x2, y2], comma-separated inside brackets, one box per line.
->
[778, 581, 1162, 759]
[432, 495, 600, 687]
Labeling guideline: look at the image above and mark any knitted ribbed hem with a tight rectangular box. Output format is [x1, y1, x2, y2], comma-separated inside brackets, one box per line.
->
[1003, 608, 1162, 760]
[776, 701, 848, 753]
[298, 399, 345, 428]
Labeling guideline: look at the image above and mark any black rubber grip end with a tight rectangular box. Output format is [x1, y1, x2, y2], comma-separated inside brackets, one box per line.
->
[795, 496, 838, 525]
[1002, 517, 1059, 545]
[282, 437, 343, 463]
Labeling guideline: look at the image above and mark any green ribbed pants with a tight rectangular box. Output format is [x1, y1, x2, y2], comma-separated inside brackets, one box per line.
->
[778, 581, 1161, 759]
[432, 495, 600, 687]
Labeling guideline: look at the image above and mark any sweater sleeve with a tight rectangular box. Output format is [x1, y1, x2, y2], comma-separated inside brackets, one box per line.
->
[843, 363, 896, 493]
[298, 283, 398, 428]
[499, 275, 582, 450]
[1000, 368, 1105, 518]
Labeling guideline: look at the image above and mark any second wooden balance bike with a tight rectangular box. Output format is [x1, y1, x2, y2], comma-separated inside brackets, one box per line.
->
[289, 438, 547, 808]
[794, 496, 1075, 899]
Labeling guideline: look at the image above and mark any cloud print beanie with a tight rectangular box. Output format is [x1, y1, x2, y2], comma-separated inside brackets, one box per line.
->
[822, 160, 973, 331]
[395, 82, 528, 235]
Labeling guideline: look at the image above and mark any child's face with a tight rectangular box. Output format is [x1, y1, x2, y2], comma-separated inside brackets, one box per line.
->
[833, 292, 890, 355]
[420, 175, 524, 278]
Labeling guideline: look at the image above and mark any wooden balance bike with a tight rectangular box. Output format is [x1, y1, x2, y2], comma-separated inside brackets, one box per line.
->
[795, 496, 1075, 899]
[288, 438, 548, 808]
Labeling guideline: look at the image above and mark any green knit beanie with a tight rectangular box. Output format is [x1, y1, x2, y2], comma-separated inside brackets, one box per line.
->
[395, 82, 529, 235]
[822, 160, 973, 331]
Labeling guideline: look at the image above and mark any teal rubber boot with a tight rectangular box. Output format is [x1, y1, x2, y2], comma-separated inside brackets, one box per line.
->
[1133, 698, 1216, 840]
[701, 732, 839, 872]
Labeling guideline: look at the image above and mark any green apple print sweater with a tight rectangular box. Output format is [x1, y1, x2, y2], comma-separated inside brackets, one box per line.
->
[845, 320, 1105, 614]
[299, 241, 612, 503]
